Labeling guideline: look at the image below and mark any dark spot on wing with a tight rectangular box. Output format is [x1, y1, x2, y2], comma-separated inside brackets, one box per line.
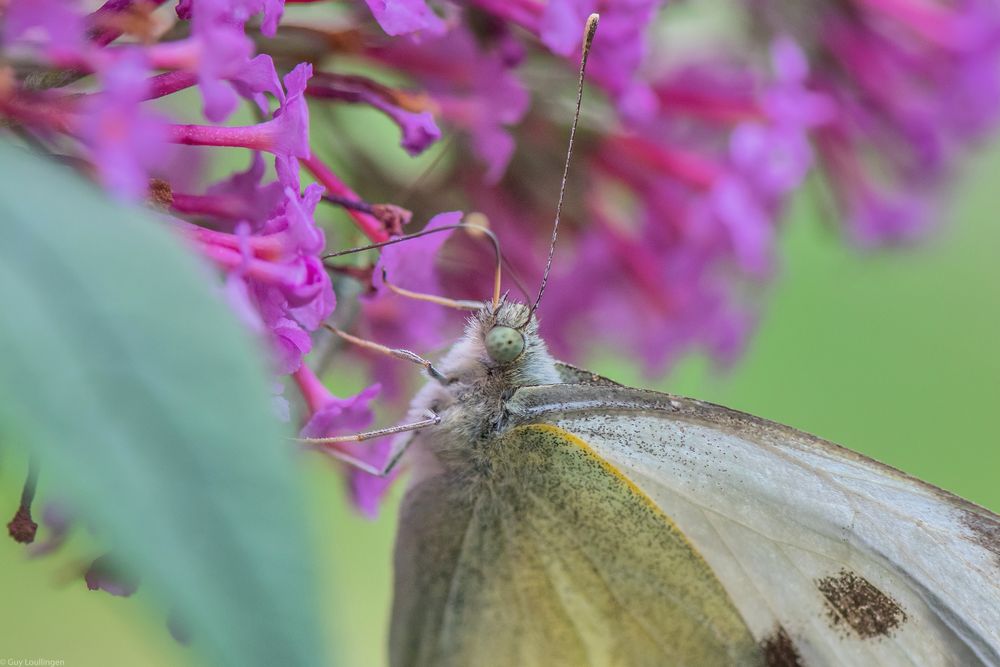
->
[761, 626, 805, 667]
[960, 509, 1000, 568]
[816, 569, 907, 639]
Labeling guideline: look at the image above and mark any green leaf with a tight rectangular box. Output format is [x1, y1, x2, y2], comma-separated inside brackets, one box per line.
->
[0, 143, 327, 667]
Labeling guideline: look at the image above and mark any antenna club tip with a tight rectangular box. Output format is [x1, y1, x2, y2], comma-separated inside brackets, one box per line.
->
[585, 13, 600, 42]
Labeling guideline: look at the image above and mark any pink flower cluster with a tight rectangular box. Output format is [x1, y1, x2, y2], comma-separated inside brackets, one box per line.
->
[796, 0, 1000, 244]
[3, 0, 999, 523]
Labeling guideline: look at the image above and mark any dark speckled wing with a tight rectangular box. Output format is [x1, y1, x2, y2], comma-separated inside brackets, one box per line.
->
[390, 423, 762, 667]
[506, 383, 1000, 667]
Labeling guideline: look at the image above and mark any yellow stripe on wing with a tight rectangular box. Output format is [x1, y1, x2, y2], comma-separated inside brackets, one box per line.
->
[516, 423, 711, 566]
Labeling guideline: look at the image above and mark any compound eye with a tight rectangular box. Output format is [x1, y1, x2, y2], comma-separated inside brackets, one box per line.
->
[485, 326, 525, 364]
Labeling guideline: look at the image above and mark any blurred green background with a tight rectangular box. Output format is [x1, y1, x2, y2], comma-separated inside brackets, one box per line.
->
[2, 130, 999, 667]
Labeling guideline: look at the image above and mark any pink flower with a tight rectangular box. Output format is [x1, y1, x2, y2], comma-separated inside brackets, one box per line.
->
[231, 54, 284, 115]
[177, 0, 286, 37]
[371, 28, 529, 182]
[363, 0, 447, 37]
[261, 62, 312, 157]
[756, 0, 1000, 244]
[541, 0, 661, 114]
[475, 0, 665, 118]
[166, 62, 312, 159]
[192, 0, 255, 121]
[368, 210, 461, 347]
[458, 38, 823, 372]
[374, 211, 461, 295]
[3, 0, 87, 62]
[307, 73, 441, 156]
[257, 0, 286, 36]
[181, 150, 332, 375]
[296, 367, 397, 517]
[77, 50, 170, 199]
[270, 316, 314, 375]
[162, 1, 286, 120]
[192, 152, 283, 228]
[540, 215, 754, 373]
[347, 211, 464, 396]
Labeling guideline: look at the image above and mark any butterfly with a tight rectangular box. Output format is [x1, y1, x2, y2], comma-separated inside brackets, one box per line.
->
[315, 13, 1000, 667]
[384, 295, 1000, 666]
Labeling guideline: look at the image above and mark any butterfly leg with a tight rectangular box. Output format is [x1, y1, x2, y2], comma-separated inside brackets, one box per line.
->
[324, 324, 450, 384]
[381, 269, 481, 311]
[298, 409, 439, 477]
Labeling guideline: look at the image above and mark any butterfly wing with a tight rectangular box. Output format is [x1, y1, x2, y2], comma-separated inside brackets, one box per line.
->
[554, 360, 623, 387]
[507, 382, 1000, 666]
[390, 422, 762, 667]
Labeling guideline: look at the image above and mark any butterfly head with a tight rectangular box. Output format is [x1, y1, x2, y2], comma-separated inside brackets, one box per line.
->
[478, 299, 533, 365]
[469, 299, 556, 377]
[485, 325, 525, 365]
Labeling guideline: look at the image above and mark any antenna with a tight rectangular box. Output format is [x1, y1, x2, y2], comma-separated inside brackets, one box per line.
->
[524, 12, 599, 324]
[323, 221, 504, 305]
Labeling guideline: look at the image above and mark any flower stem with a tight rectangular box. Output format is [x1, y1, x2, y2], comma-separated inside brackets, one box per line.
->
[293, 364, 333, 414]
[167, 122, 272, 152]
[303, 155, 389, 243]
[88, 0, 170, 46]
[144, 71, 198, 100]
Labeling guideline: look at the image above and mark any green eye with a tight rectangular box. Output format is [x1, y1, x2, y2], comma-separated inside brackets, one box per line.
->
[485, 326, 525, 364]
